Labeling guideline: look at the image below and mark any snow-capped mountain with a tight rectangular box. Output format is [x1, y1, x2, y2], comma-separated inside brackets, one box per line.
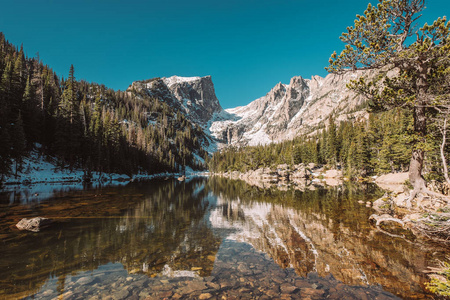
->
[128, 75, 223, 124]
[210, 71, 369, 147]
[128, 72, 369, 151]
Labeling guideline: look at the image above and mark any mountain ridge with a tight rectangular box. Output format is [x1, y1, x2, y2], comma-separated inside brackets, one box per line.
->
[128, 75, 223, 125]
[128, 71, 369, 150]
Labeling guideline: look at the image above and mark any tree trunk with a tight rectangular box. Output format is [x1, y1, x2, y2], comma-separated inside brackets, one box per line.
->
[409, 147, 426, 190]
[409, 63, 428, 194]
[440, 117, 450, 185]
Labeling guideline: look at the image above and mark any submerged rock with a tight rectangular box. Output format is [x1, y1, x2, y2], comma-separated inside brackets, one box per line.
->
[16, 217, 52, 232]
[373, 195, 394, 213]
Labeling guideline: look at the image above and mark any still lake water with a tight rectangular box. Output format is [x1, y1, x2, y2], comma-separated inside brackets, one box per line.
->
[0, 177, 448, 299]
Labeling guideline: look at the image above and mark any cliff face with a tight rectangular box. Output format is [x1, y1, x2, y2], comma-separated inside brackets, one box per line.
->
[128, 72, 371, 150]
[128, 75, 223, 125]
[210, 71, 370, 147]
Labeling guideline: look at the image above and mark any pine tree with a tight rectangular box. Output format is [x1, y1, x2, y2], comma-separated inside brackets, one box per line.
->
[10, 112, 26, 175]
[56, 65, 81, 168]
[327, 0, 450, 195]
[0, 128, 11, 180]
[61, 65, 78, 125]
[21, 76, 39, 147]
[1, 60, 13, 105]
[0, 60, 13, 178]
[11, 46, 26, 109]
[326, 115, 338, 166]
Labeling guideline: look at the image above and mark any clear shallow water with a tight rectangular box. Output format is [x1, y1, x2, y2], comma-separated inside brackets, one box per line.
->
[0, 177, 448, 299]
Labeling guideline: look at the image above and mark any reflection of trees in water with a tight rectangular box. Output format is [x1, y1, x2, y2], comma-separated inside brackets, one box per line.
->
[2, 177, 448, 299]
[0, 178, 221, 299]
[207, 177, 446, 299]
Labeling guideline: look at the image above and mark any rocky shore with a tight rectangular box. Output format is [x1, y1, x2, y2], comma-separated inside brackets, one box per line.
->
[370, 173, 450, 245]
[215, 168, 450, 245]
[215, 163, 344, 189]
[0, 148, 198, 188]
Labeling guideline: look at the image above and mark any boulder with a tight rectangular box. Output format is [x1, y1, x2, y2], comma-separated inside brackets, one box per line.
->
[277, 164, 289, 170]
[16, 217, 52, 232]
[291, 170, 306, 178]
[291, 165, 308, 178]
[392, 193, 409, 208]
[254, 168, 265, 176]
[372, 195, 393, 213]
[231, 171, 240, 178]
[375, 172, 408, 192]
[292, 163, 304, 170]
[323, 178, 341, 186]
[324, 169, 342, 178]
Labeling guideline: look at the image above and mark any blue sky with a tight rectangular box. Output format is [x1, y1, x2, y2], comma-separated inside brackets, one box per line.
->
[1, 0, 449, 108]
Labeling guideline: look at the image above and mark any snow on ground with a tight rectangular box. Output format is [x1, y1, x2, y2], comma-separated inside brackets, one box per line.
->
[2, 147, 207, 191]
[192, 152, 205, 165]
[201, 134, 219, 153]
[3, 150, 88, 185]
[0, 182, 126, 204]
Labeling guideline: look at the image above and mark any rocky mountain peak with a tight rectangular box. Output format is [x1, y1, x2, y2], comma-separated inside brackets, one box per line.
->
[210, 71, 368, 147]
[163, 75, 222, 121]
[284, 76, 309, 121]
[128, 75, 222, 124]
[265, 82, 286, 104]
[128, 71, 369, 151]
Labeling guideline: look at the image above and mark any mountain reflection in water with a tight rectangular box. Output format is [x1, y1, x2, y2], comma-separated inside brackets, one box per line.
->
[0, 177, 447, 299]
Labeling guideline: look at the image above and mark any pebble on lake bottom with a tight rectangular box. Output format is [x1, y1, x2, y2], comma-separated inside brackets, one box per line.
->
[30, 241, 400, 300]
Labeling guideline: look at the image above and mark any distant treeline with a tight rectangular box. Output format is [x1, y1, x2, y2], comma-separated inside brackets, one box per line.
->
[208, 109, 445, 181]
[0, 32, 208, 180]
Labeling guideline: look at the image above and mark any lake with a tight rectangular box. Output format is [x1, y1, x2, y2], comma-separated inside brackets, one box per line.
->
[0, 177, 448, 299]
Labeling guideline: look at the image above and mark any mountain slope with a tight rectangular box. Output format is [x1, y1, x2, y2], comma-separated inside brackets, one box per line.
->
[0, 33, 214, 181]
[128, 75, 223, 125]
[130, 72, 370, 150]
[209, 71, 369, 147]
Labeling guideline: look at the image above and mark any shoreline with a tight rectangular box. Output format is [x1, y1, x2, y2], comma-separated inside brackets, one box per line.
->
[1, 149, 208, 190]
[212, 168, 450, 246]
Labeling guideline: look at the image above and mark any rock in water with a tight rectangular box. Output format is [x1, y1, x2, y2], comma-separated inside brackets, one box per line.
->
[16, 217, 52, 232]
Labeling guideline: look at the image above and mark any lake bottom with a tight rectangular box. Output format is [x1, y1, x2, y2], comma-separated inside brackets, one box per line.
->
[29, 240, 398, 300]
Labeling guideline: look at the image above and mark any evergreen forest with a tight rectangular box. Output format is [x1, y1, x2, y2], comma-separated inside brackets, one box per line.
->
[210, 0, 450, 189]
[208, 108, 447, 182]
[0, 33, 209, 182]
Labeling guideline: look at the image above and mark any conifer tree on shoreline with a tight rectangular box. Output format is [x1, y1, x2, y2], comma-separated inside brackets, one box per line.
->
[326, 0, 450, 197]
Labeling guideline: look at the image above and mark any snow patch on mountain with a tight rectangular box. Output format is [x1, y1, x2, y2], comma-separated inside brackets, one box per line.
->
[129, 71, 370, 152]
[208, 71, 369, 147]
[162, 75, 202, 87]
[242, 123, 272, 146]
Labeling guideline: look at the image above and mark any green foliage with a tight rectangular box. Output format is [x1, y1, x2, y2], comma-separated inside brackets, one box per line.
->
[326, 0, 430, 73]
[327, 0, 450, 187]
[0, 32, 209, 179]
[212, 1, 449, 181]
[425, 260, 450, 296]
[209, 109, 417, 178]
